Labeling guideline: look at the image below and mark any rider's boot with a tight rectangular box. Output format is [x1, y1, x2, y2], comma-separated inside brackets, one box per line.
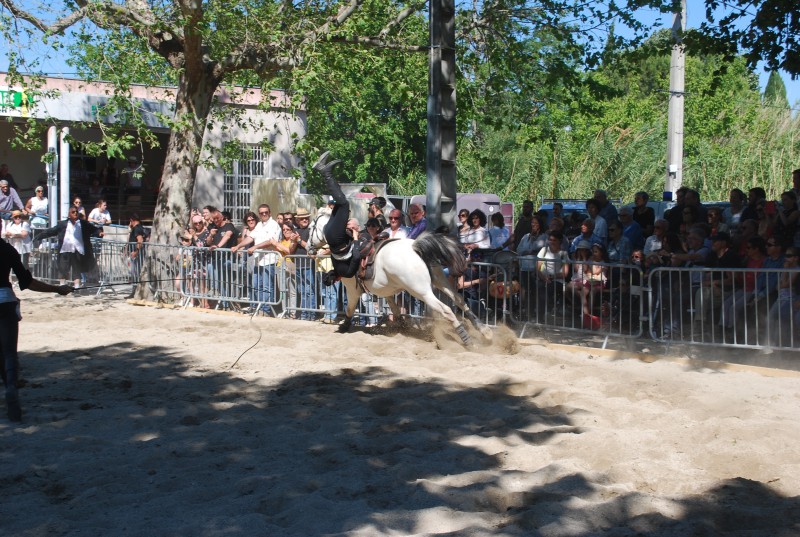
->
[313, 151, 346, 205]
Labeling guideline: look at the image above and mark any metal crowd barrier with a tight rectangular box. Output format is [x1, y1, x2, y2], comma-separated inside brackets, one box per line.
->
[512, 255, 644, 340]
[27, 236, 800, 351]
[647, 266, 799, 350]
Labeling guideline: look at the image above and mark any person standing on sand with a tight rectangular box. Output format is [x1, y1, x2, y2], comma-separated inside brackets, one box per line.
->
[0, 219, 72, 422]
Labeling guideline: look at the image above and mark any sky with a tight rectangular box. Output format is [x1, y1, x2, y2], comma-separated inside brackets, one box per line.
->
[2, 0, 798, 108]
[649, 0, 799, 108]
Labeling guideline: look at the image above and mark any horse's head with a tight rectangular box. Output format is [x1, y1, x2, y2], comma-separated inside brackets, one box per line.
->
[306, 210, 330, 255]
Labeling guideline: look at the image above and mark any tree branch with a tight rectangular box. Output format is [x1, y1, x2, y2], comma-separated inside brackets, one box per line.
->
[0, 0, 91, 34]
[304, 0, 363, 44]
[328, 35, 427, 52]
[378, 0, 428, 39]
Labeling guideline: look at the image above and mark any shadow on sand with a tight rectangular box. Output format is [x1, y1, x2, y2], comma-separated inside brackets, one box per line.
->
[0, 343, 797, 536]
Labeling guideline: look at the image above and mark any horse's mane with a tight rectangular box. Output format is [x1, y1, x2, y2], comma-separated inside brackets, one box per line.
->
[411, 232, 468, 277]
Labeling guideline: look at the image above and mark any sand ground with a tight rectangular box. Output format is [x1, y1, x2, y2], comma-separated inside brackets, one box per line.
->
[1, 291, 799, 536]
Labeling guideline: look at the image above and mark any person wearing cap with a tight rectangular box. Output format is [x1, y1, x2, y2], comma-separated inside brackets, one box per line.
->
[25, 186, 49, 227]
[693, 231, 740, 326]
[367, 197, 387, 230]
[1, 218, 72, 421]
[0, 180, 24, 219]
[3, 211, 32, 268]
[293, 207, 317, 320]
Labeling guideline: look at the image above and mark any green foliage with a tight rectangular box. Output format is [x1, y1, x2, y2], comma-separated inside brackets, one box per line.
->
[764, 71, 788, 106]
[457, 30, 800, 211]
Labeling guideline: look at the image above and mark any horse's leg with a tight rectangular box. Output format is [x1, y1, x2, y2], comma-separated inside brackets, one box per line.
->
[338, 278, 359, 333]
[413, 288, 472, 346]
[385, 295, 403, 325]
[429, 266, 492, 341]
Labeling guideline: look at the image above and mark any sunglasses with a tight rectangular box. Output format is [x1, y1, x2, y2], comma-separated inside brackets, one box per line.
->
[389, 217, 400, 221]
[259, 211, 269, 215]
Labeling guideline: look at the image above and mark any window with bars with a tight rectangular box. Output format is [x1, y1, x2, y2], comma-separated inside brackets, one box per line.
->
[223, 144, 267, 224]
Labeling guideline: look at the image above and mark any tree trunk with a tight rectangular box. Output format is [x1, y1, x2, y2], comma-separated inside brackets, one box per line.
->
[135, 66, 221, 300]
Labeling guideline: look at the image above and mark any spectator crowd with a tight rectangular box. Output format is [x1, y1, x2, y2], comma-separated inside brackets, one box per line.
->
[9, 166, 800, 347]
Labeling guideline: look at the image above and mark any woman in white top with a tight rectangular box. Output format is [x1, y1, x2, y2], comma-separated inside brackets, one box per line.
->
[87, 199, 112, 228]
[462, 209, 490, 256]
[25, 186, 49, 228]
[3, 211, 32, 267]
[456, 209, 471, 243]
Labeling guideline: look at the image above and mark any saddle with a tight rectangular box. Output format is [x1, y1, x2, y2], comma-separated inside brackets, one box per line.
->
[357, 238, 398, 284]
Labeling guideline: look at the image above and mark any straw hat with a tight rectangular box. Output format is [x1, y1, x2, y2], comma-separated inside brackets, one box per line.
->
[294, 208, 311, 219]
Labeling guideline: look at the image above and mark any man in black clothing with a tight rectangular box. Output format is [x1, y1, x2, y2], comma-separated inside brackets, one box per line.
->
[36, 206, 100, 288]
[314, 152, 363, 281]
[1, 219, 72, 421]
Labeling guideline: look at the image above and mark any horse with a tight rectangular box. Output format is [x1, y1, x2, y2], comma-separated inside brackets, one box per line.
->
[306, 212, 491, 346]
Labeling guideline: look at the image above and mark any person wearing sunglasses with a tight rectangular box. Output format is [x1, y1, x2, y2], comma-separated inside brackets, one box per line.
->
[2, 211, 32, 268]
[36, 205, 101, 289]
[383, 209, 408, 240]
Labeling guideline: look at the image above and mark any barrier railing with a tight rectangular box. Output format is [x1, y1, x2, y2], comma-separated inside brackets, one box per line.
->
[512, 255, 644, 340]
[647, 266, 799, 350]
[26, 237, 800, 351]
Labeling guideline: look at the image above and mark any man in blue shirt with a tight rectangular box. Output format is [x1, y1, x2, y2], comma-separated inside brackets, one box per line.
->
[618, 207, 644, 251]
[406, 204, 428, 239]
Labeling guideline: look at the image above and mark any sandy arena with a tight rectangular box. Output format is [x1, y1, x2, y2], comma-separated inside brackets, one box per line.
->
[1, 290, 799, 536]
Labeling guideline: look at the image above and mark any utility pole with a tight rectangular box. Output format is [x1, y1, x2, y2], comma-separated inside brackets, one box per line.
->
[426, 0, 457, 231]
[666, 0, 686, 201]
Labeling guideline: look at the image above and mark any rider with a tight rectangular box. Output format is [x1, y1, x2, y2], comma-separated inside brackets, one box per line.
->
[314, 151, 367, 282]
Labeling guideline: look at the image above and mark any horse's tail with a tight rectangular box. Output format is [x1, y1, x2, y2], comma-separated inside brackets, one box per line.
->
[412, 232, 468, 277]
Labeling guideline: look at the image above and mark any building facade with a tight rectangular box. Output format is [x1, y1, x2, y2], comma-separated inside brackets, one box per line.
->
[0, 74, 306, 225]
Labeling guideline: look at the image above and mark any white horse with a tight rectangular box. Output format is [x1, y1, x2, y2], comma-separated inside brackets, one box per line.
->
[307, 213, 491, 346]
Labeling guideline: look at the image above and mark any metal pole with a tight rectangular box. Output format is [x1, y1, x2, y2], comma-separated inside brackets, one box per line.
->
[46, 126, 59, 226]
[59, 127, 70, 221]
[426, 0, 457, 231]
[665, 0, 686, 201]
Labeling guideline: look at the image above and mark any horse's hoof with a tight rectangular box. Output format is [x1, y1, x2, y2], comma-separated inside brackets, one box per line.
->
[337, 319, 352, 333]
